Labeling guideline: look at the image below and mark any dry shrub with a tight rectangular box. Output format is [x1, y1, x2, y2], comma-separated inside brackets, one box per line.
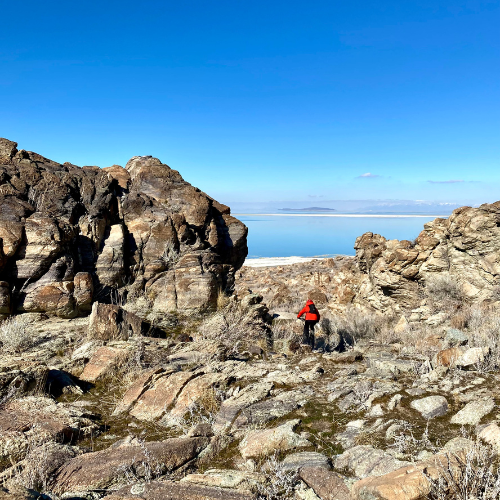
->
[197, 300, 270, 355]
[0, 315, 34, 353]
[329, 307, 393, 345]
[255, 453, 298, 500]
[425, 274, 466, 313]
[426, 440, 500, 499]
[465, 305, 500, 372]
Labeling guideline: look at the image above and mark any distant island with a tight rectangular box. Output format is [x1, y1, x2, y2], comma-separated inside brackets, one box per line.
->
[279, 207, 337, 212]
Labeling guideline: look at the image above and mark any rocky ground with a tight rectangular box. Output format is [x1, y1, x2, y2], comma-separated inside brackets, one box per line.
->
[2, 283, 500, 500]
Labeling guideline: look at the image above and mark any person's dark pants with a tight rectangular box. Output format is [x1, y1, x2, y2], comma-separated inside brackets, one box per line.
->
[302, 320, 318, 348]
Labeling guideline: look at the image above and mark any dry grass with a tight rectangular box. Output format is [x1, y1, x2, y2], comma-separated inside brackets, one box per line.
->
[0, 316, 35, 353]
[464, 305, 500, 372]
[328, 307, 394, 346]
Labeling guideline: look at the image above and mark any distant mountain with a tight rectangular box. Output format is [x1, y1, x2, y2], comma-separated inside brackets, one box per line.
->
[279, 207, 336, 212]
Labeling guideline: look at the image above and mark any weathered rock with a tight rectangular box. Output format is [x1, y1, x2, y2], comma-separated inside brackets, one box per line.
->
[478, 423, 500, 452]
[350, 453, 465, 500]
[232, 387, 313, 430]
[334, 445, 409, 479]
[435, 347, 465, 367]
[79, 345, 129, 382]
[0, 138, 247, 320]
[181, 469, 265, 491]
[0, 396, 98, 463]
[350, 463, 430, 500]
[102, 480, 255, 500]
[129, 371, 197, 421]
[299, 467, 350, 500]
[450, 397, 495, 425]
[88, 302, 145, 340]
[52, 437, 209, 494]
[113, 368, 167, 415]
[239, 420, 311, 459]
[410, 395, 448, 419]
[281, 451, 331, 471]
[170, 372, 229, 418]
[455, 347, 489, 368]
[213, 381, 274, 432]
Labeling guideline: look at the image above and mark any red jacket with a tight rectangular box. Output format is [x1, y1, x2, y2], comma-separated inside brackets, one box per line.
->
[297, 300, 320, 321]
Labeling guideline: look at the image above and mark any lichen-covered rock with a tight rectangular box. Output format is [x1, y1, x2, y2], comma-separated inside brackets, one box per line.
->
[239, 419, 311, 459]
[102, 480, 255, 500]
[0, 138, 247, 322]
[52, 437, 210, 494]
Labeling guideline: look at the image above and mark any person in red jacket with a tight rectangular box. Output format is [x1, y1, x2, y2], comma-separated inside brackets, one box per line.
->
[297, 299, 320, 349]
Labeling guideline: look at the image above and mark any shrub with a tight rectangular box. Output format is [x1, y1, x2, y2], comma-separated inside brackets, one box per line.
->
[256, 453, 298, 500]
[425, 274, 465, 312]
[197, 300, 270, 355]
[0, 315, 34, 353]
[425, 440, 500, 499]
[328, 307, 391, 345]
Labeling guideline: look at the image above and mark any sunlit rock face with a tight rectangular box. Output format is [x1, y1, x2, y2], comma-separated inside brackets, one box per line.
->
[0, 138, 247, 322]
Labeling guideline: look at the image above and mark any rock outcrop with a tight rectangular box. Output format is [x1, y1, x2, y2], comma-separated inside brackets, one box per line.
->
[337, 202, 500, 312]
[0, 138, 247, 324]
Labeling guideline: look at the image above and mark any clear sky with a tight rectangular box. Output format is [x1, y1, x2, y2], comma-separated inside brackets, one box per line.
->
[1, 0, 499, 207]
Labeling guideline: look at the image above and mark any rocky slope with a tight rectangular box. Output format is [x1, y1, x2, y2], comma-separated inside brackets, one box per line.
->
[0, 138, 247, 325]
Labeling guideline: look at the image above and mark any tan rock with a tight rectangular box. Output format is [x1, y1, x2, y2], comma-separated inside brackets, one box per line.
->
[170, 373, 229, 418]
[80, 346, 128, 382]
[113, 368, 166, 415]
[435, 347, 465, 367]
[239, 419, 311, 459]
[74, 272, 93, 311]
[478, 423, 500, 452]
[130, 371, 197, 420]
[96, 223, 126, 287]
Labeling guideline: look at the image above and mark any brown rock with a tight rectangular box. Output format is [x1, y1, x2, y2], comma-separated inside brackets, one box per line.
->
[299, 467, 350, 500]
[52, 437, 209, 494]
[113, 368, 166, 415]
[88, 302, 144, 340]
[0, 138, 247, 320]
[435, 347, 465, 367]
[80, 346, 128, 382]
[102, 480, 255, 500]
[0, 281, 10, 316]
[0, 396, 98, 463]
[74, 272, 93, 311]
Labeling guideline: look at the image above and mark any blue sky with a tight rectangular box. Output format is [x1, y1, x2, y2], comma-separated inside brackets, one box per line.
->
[1, 0, 499, 207]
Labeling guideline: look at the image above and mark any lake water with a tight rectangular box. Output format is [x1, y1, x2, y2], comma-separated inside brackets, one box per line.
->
[236, 214, 440, 258]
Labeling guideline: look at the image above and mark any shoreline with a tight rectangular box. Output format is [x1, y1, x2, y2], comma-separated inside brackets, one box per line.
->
[243, 255, 344, 267]
[234, 213, 446, 218]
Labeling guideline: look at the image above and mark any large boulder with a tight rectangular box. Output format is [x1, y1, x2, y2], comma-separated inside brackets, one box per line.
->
[0, 139, 247, 322]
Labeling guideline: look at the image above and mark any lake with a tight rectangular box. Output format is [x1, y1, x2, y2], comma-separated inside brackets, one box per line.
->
[236, 214, 440, 258]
